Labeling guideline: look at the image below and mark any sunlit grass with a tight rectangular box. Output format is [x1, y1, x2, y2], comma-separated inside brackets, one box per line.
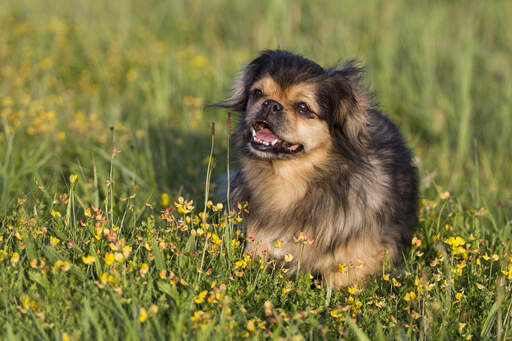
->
[0, 0, 511, 339]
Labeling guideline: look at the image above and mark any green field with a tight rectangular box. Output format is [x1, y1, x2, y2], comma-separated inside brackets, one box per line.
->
[1, 0, 511, 339]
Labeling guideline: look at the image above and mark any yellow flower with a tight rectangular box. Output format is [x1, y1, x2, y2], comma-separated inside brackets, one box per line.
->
[161, 193, 170, 207]
[100, 272, 108, 283]
[211, 233, 222, 245]
[21, 296, 31, 308]
[140, 263, 149, 276]
[11, 252, 20, 266]
[190, 310, 209, 325]
[338, 263, 347, 273]
[293, 231, 314, 245]
[501, 264, 512, 280]
[414, 277, 424, 294]
[149, 305, 159, 315]
[53, 260, 71, 272]
[452, 262, 466, 276]
[104, 252, 115, 266]
[445, 236, 465, 248]
[190, 55, 208, 68]
[411, 237, 422, 246]
[330, 309, 341, 318]
[114, 253, 124, 262]
[69, 174, 78, 184]
[281, 282, 293, 294]
[51, 210, 61, 217]
[139, 308, 148, 323]
[284, 254, 294, 263]
[136, 129, 145, 139]
[455, 292, 464, 300]
[50, 236, 60, 246]
[274, 240, 284, 249]
[247, 319, 256, 332]
[122, 245, 132, 258]
[404, 291, 417, 301]
[82, 254, 95, 265]
[439, 191, 450, 200]
[445, 236, 467, 258]
[174, 196, 194, 214]
[234, 260, 247, 269]
[264, 301, 273, 316]
[194, 290, 208, 304]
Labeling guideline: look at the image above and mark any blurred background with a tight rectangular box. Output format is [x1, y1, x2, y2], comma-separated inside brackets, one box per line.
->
[0, 0, 511, 214]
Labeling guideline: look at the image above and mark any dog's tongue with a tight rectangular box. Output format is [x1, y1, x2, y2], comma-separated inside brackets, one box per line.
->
[255, 128, 280, 143]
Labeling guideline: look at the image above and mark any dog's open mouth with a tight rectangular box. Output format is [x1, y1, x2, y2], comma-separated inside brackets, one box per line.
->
[250, 121, 304, 154]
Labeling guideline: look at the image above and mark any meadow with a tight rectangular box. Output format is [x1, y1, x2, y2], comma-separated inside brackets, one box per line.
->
[0, 0, 511, 339]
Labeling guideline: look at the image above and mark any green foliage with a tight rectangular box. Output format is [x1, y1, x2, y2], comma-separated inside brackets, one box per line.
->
[0, 0, 511, 339]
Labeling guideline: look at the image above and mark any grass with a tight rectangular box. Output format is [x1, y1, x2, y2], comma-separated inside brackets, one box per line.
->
[0, 0, 511, 339]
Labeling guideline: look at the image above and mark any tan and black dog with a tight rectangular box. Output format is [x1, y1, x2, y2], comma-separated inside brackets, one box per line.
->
[214, 50, 417, 287]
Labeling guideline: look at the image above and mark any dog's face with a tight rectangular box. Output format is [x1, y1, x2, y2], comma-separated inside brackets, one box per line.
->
[215, 50, 362, 161]
[243, 74, 330, 159]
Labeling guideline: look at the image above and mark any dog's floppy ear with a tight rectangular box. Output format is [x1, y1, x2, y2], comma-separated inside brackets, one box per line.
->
[328, 61, 372, 153]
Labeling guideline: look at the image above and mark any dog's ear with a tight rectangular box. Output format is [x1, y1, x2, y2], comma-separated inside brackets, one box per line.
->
[328, 61, 372, 154]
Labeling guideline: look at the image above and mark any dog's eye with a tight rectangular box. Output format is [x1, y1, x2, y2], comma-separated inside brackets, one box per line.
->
[252, 88, 263, 99]
[296, 102, 312, 115]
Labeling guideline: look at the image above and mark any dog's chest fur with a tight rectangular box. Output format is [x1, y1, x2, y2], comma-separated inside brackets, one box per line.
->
[241, 156, 314, 213]
[236, 152, 395, 284]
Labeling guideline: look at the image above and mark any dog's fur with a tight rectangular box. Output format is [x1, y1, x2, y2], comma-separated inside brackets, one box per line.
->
[214, 50, 418, 287]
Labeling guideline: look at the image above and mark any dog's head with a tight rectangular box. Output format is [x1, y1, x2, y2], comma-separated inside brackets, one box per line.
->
[214, 50, 369, 161]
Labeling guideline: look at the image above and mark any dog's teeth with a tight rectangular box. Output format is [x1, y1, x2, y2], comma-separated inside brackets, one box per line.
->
[251, 128, 256, 137]
[271, 139, 278, 146]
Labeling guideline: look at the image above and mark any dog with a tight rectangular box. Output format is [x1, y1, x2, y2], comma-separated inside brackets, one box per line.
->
[213, 50, 417, 287]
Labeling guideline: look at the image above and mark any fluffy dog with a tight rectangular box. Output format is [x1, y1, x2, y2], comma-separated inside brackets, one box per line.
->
[214, 50, 417, 287]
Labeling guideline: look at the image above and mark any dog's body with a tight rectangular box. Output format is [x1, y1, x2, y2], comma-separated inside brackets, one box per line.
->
[215, 50, 417, 287]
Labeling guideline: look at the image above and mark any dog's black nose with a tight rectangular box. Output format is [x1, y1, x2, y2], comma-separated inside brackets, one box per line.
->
[261, 99, 283, 115]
